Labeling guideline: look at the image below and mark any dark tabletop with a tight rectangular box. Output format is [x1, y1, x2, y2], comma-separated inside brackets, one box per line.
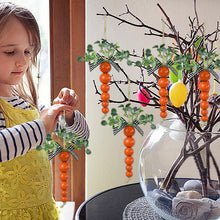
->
[75, 182, 144, 220]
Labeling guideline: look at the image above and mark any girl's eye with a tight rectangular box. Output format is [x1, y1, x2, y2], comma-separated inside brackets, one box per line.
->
[4, 51, 15, 55]
[24, 50, 31, 55]
[3, 50, 31, 57]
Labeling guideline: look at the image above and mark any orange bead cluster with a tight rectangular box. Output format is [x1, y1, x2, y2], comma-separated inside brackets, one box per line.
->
[123, 126, 135, 178]
[199, 70, 210, 122]
[158, 66, 170, 118]
[100, 62, 111, 114]
[59, 151, 70, 202]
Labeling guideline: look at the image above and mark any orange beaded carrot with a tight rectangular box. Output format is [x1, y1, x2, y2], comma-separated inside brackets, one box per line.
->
[158, 66, 170, 118]
[123, 126, 135, 178]
[59, 151, 70, 202]
[100, 62, 111, 114]
[199, 70, 210, 122]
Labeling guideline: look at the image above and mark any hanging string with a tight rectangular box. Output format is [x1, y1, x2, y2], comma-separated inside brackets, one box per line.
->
[128, 78, 131, 103]
[172, 38, 175, 61]
[212, 40, 218, 95]
[162, 18, 165, 45]
[62, 110, 66, 147]
[104, 15, 107, 40]
[203, 24, 207, 68]
[203, 24, 206, 46]
[128, 78, 131, 124]
[162, 19, 166, 65]
[103, 15, 108, 59]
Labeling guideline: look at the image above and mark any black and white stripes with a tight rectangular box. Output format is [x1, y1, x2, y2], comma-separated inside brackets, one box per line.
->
[66, 110, 90, 140]
[0, 119, 45, 162]
[0, 96, 90, 162]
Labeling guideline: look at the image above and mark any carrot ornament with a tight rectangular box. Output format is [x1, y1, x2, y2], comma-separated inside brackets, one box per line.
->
[100, 62, 111, 114]
[124, 126, 135, 177]
[190, 47, 210, 122]
[145, 47, 179, 117]
[101, 104, 155, 178]
[51, 133, 72, 203]
[59, 151, 70, 202]
[199, 70, 210, 122]
[158, 66, 169, 118]
[36, 112, 91, 204]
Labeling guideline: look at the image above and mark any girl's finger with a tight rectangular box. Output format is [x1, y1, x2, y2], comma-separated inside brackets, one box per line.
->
[58, 88, 68, 98]
[49, 104, 74, 116]
[62, 90, 71, 101]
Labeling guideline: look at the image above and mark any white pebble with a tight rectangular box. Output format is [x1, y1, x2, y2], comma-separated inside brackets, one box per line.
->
[176, 190, 202, 199]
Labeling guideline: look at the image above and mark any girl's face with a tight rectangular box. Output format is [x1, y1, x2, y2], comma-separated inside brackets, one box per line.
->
[0, 16, 32, 97]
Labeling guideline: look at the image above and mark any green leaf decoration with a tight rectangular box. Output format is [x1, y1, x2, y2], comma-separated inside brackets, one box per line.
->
[151, 124, 156, 129]
[101, 120, 108, 126]
[86, 148, 92, 155]
[135, 61, 142, 67]
[101, 104, 155, 135]
[37, 128, 91, 159]
[145, 49, 152, 57]
[194, 36, 202, 48]
[127, 60, 133, 66]
[111, 108, 117, 116]
[169, 65, 182, 83]
[77, 56, 84, 62]
[36, 145, 42, 151]
[87, 44, 93, 52]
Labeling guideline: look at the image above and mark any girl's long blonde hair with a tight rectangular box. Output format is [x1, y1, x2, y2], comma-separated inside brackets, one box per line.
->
[0, 2, 41, 108]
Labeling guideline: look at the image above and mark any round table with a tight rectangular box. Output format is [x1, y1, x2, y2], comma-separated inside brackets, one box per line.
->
[75, 183, 144, 220]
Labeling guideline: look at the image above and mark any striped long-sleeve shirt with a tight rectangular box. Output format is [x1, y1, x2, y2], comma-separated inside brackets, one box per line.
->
[0, 96, 90, 162]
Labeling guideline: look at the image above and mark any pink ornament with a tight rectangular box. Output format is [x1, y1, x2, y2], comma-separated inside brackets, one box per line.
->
[137, 88, 150, 107]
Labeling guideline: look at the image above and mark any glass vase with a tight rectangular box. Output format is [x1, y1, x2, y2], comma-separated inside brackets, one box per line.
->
[139, 118, 220, 220]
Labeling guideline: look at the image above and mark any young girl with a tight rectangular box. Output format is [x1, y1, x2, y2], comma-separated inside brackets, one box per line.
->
[0, 2, 89, 219]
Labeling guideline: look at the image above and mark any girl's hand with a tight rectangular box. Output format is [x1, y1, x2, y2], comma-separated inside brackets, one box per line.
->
[40, 104, 74, 134]
[53, 88, 80, 125]
[53, 88, 80, 108]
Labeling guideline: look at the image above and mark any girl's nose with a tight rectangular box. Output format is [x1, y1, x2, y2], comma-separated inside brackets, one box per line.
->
[15, 54, 29, 67]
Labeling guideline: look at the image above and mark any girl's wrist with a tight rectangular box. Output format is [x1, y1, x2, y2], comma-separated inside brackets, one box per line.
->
[65, 111, 75, 126]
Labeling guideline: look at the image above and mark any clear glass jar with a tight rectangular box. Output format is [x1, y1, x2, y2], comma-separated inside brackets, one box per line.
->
[139, 118, 220, 220]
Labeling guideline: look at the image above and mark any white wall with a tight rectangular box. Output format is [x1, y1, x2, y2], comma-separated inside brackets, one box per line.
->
[86, 0, 220, 198]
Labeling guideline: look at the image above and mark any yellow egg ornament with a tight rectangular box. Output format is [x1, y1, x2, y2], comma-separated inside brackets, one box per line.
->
[169, 82, 188, 107]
